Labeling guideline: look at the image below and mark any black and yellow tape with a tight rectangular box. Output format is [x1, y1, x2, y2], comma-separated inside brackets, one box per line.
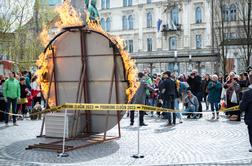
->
[0, 104, 240, 117]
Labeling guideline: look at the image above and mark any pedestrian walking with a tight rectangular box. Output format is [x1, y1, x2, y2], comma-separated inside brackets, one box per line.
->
[0, 75, 6, 122]
[239, 67, 252, 152]
[3, 72, 20, 126]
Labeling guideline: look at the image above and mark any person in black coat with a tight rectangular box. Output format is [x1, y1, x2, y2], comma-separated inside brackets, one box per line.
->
[187, 70, 203, 118]
[160, 71, 176, 125]
[240, 67, 252, 152]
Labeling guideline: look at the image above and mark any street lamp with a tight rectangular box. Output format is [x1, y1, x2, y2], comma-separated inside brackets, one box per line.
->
[174, 51, 178, 74]
[188, 54, 192, 72]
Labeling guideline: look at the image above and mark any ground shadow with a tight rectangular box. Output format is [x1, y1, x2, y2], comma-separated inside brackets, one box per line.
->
[0, 137, 120, 164]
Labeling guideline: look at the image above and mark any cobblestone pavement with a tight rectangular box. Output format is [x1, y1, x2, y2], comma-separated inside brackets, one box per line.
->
[0, 112, 252, 166]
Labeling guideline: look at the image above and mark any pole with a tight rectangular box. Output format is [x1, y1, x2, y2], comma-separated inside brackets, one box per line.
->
[57, 109, 69, 157]
[132, 110, 144, 158]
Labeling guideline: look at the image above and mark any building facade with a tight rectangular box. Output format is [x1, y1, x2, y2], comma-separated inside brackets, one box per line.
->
[96, 0, 219, 75]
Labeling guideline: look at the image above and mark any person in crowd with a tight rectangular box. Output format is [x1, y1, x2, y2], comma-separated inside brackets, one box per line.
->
[23, 71, 31, 90]
[202, 74, 211, 111]
[224, 72, 241, 121]
[184, 89, 199, 119]
[31, 76, 42, 106]
[17, 77, 30, 119]
[30, 102, 42, 120]
[239, 67, 252, 152]
[187, 70, 203, 118]
[0, 75, 5, 122]
[207, 74, 222, 119]
[3, 72, 20, 126]
[130, 72, 155, 126]
[160, 71, 176, 125]
[174, 74, 183, 123]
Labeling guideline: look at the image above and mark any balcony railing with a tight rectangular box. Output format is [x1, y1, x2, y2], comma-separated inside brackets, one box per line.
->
[161, 24, 182, 32]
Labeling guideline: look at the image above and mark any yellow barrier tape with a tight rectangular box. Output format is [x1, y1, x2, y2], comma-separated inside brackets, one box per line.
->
[38, 103, 240, 115]
[0, 104, 240, 117]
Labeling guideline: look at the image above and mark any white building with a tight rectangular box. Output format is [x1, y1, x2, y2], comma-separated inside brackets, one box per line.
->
[96, 0, 219, 75]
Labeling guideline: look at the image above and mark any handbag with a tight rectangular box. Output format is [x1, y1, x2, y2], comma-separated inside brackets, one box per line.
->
[231, 90, 238, 103]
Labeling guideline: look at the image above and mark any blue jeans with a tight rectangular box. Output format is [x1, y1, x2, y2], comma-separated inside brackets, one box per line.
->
[5, 97, 18, 124]
[185, 105, 196, 113]
[210, 102, 219, 112]
[175, 98, 182, 119]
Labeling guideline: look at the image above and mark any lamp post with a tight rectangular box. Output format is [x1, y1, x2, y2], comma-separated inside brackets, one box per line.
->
[174, 51, 178, 74]
[188, 54, 192, 73]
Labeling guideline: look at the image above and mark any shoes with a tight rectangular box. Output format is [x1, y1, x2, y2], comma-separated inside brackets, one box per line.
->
[179, 119, 183, 123]
[166, 123, 172, 126]
[130, 122, 133, 126]
[140, 123, 148, 126]
[5, 123, 9, 127]
[13, 123, 18, 126]
[249, 149, 252, 152]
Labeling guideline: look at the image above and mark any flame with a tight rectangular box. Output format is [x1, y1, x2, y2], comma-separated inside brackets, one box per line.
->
[55, 0, 83, 29]
[36, 2, 138, 106]
[39, 26, 50, 47]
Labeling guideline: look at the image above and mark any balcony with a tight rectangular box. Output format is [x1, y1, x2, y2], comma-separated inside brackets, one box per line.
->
[161, 24, 182, 33]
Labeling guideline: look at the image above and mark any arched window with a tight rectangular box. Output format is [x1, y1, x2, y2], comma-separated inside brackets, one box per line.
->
[122, 16, 128, 30]
[147, 12, 152, 28]
[230, 4, 236, 21]
[106, 0, 110, 9]
[106, 18, 111, 32]
[101, 18, 106, 30]
[101, 0, 106, 9]
[169, 36, 177, 50]
[195, 7, 202, 23]
[171, 7, 179, 26]
[222, 5, 229, 21]
[128, 15, 133, 30]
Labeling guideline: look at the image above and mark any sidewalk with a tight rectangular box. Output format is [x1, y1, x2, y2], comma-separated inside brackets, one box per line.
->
[0, 113, 251, 166]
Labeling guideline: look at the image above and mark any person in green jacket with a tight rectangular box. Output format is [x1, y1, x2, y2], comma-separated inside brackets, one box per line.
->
[207, 74, 222, 119]
[3, 72, 20, 126]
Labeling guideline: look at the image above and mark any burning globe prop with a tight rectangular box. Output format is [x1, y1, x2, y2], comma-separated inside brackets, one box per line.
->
[35, 2, 138, 138]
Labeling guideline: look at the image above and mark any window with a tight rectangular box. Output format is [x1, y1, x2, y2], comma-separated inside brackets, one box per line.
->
[128, 0, 132, 6]
[222, 5, 229, 21]
[106, 18, 111, 32]
[123, 0, 132, 7]
[128, 15, 133, 30]
[147, 38, 152, 51]
[147, 0, 151, 4]
[171, 7, 179, 26]
[123, 0, 127, 7]
[101, 18, 106, 30]
[101, 0, 106, 9]
[230, 4, 236, 21]
[169, 37, 177, 50]
[195, 7, 202, 23]
[122, 16, 128, 30]
[196, 34, 202, 49]
[48, 0, 60, 6]
[101, 0, 109, 9]
[128, 40, 133, 53]
[106, 0, 110, 9]
[147, 12, 152, 28]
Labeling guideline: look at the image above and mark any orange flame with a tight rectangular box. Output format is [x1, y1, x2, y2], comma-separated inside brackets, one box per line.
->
[36, 2, 138, 106]
[55, 0, 83, 29]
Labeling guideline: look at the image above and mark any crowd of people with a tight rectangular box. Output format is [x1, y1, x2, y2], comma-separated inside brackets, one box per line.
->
[130, 68, 251, 126]
[0, 71, 43, 126]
